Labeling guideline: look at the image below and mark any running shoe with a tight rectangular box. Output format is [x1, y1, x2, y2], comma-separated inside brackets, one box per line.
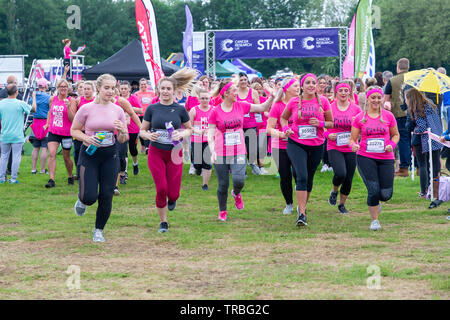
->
[168, 200, 177, 211]
[40, 169, 48, 174]
[9, 179, 19, 184]
[202, 184, 209, 191]
[338, 203, 349, 214]
[93, 229, 105, 242]
[370, 220, 381, 231]
[295, 207, 307, 226]
[133, 164, 139, 175]
[320, 164, 330, 173]
[31, 170, 37, 174]
[119, 175, 126, 185]
[328, 190, 338, 206]
[250, 164, 261, 175]
[74, 199, 86, 216]
[68, 177, 74, 185]
[45, 179, 55, 188]
[283, 204, 293, 215]
[113, 187, 120, 195]
[429, 199, 443, 209]
[259, 167, 269, 175]
[218, 211, 227, 221]
[195, 168, 202, 176]
[158, 222, 169, 233]
[231, 190, 244, 210]
[0, 179, 6, 184]
[189, 164, 195, 175]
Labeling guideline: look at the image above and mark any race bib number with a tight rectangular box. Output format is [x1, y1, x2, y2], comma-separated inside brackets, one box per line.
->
[61, 137, 73, 149]
[142, 97, 151, 105]
[95, 131, 114, 147]
[298, 126, 317, 139]
[224, 132, 242, 146]
[366, 138, 385, 153]
[336, 132, 351, 146]
[255, 113, 263, 123]
[155, 129, 172, 145]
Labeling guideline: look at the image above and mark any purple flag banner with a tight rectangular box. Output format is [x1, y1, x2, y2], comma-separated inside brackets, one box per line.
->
[183, 5, 193, 68]
[215, 28, 339, 60]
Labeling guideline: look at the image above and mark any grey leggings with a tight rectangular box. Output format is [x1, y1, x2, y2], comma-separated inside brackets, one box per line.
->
[214, 155, 247, 211]
[0, 143, 23, 181]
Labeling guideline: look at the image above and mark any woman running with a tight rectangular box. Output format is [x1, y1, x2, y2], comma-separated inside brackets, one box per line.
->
[237, 72, 261, 175]
[135, 78, 155, 153]
[119, 81, 143, 176]
[208, 79, 278, 222]
[139, 68, 197, 233]
[71, 74, 128, 242]
[280, 73, 334, 227]
[69, 80, 95, 180]
[189, 88, 214, 190]
[251, 81, 270, 174]
[43, 79, 74, 188]
[266, 77, 299, 215]
[326, 81, 362, 214]
[349, 86, 399, 231]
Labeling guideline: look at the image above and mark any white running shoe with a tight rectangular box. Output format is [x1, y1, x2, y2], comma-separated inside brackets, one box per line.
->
[283, 204, 293, 215]
[189, 164, 195, 175]
[250, 164, 261, 175]
[370, 220, 381, 231]
[74, 199, 87, 216]
[93, 229, 105, 242]
[259, 167, 269, 175]
[320, 164, 329, 173]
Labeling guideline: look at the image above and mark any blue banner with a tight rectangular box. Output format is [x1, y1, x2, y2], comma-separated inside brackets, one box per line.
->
[215, 28, 339, 60]
[192, 49, 204, 74]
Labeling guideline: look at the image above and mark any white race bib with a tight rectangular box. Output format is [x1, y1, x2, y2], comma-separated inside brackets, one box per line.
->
[61, 137, 73, 149]
[142, 97, 151, 105]
[224, 132, 242, 146]
[255, 113, 263, 123]
[155, 129, 172, 145]
[298, 126, 317, 139]
[366, 138, 385, 153]
[336, 132, 351, 146]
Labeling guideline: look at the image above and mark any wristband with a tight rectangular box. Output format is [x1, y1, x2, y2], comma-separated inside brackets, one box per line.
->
[282, 126, 290, 133]
[318, 121, 325, 128]
[387, 141, 397, 149]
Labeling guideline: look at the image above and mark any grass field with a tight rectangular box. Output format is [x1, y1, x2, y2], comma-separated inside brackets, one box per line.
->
[0, 152, 449, 300]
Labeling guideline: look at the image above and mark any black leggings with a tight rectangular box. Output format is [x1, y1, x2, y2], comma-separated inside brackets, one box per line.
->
[73, 139, 83, 177]
[357, 155, 395, 207]
[323, 140, 331, 166]
[128, 133, 139, 157]
[286, 139, 323, 192]
[272, 148, 297, 205]
[191, 142, 212, 171]
[78, 144, 119, 230]
[244, 127, 258, 163]
[138, 116, 149, 149]
[328, 150, 357, 196]
[415, 144, 441, 194]
[116, 139, 128, 172]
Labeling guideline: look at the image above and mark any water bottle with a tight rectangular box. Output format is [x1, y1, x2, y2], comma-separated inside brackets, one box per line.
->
[86, 132, 106, 155]
[165, 121, 180, 147]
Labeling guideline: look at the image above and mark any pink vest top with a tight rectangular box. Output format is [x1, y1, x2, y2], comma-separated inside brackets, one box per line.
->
[192, 105, 213, 143]
[49, 95, 72, 136]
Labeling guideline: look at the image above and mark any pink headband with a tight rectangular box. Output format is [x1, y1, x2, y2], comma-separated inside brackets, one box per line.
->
[283, 78, 297, 92]
[366, 88, 384, 99]
[335, 83, 351, 92]
[220, 82, 233, 96]
[300, 73, 317, 87]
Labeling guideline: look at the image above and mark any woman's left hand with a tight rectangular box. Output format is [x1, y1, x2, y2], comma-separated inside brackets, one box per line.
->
[309, 117, 320, 127]
[114, 120, 126, 134]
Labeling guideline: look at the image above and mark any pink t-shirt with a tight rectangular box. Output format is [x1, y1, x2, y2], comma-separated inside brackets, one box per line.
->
[78, 96, 94, 109]
[208, 101, 251, 157]
[352, 109, 397, 160]
[73, 102, 126, 140]
[192, 105, 213, 143]
[49, 96, 72, 136]
[238, 88, 257, 129]
[256, 96, 268, 132]
[64, 46, 71, 59]
[127, 95, 142, 134]
[268, 101, 293, 150]
[326, 101, 361, 153]
[286, 95, 331, 146]
[135, 91, 155, 115]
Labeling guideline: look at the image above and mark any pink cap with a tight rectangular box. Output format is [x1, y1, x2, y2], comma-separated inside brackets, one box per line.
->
[37, 78, 49, 87]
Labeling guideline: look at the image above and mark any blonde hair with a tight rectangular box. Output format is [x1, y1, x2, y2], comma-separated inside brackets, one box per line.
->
[360, 85, 384, 124]
[158, 68, 199, 95]
[83, 81, 95, 91]
[211, 79, 233, 98]
[94, 74, 117, 103]
[297, 74, 322, 120]
[75, 81, 84, 90]
[56, 79, 69, 88]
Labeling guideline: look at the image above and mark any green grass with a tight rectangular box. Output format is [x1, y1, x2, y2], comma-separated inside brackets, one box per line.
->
[0, 151, 448, 300]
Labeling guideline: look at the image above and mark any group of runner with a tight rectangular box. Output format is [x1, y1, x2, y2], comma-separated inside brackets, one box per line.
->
[1, 63, 448, 242]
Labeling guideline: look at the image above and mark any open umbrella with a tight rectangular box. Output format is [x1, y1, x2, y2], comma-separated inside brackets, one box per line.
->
[404, 68, 450, 104]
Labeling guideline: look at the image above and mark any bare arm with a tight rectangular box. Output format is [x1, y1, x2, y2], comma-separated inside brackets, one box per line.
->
[207, 124, 217, 164]
[349, 126, 361, 152]
[249, 88, 281, 113]
[118, 97, 141, 129]
[71, 120, 101, 147]
[68, 97, 79, 122]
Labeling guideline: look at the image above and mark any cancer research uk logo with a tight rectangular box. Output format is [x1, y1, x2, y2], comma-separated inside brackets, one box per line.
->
[221, 39, 252, 52]
[301, 36, 335, 50]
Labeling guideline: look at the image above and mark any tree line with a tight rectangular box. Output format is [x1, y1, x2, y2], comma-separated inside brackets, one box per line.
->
[0, 0, 448, 78]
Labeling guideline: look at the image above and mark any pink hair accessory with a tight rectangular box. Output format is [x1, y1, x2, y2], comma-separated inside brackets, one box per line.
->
[366, 88, 384, 99]
[300, 73, 317, 87]
[283, 78, 297, 92]
[335, 83, 351, 92]
[219, 82, 233, 96]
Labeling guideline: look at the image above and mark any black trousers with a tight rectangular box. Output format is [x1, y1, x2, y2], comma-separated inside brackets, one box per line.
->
[272, 148, 297, 205]
[328, 149, 357, 196]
